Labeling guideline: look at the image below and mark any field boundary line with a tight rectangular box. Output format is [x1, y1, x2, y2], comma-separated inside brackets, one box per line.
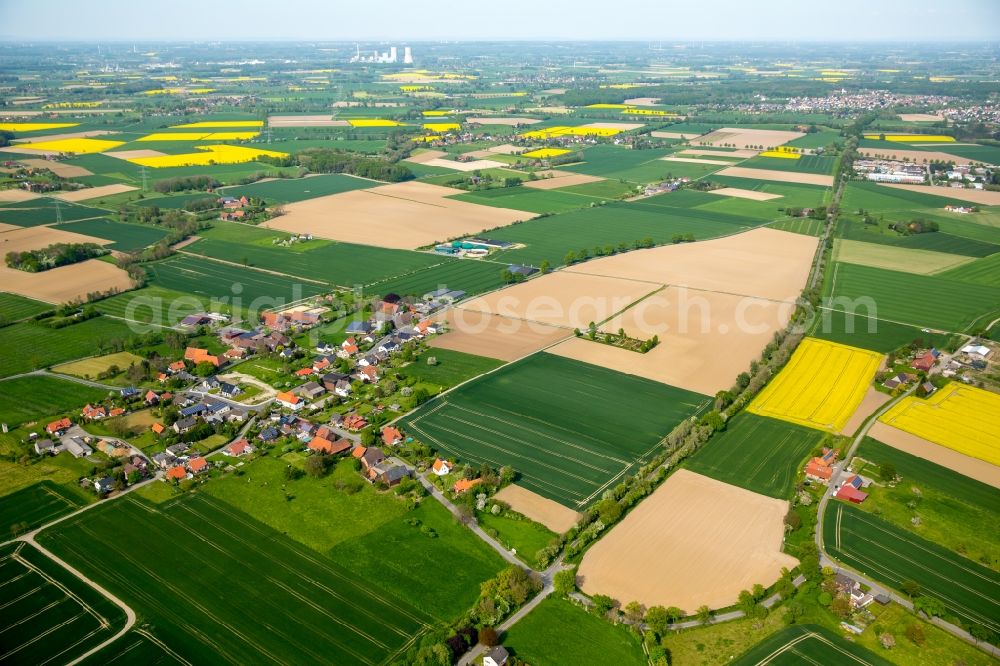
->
[135, 628, 194, 666]
[172, 250, 330, 286]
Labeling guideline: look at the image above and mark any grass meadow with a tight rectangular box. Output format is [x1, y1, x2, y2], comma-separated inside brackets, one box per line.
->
[55, 218, 170, 251]
[731, 624, 891, 666]
[0, 317, 137, 378]
[398, 348, 505, 392]
[401, 353, 708, 508]
[0, 292, 51, 321]
[0, 374, 108, 427]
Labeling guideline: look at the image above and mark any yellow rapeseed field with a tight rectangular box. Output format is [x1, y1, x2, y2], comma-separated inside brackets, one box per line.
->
[127, 144, 288, 168]
[347, 119, 406, 127]
[137, 132, 260, 141]
[422, 123, 461, 132]
[759, 146, 801, 159]
[16, 137, 125, 154]
[879, 383, 1000, 465]
[421, 110, 451, 116]
[586, 103, 633, 109]
[0, 122, 79, 132]
[42, 102, 103, 109]
[863, 134, 955, 143]
[171, 121, 264, 128]
[413, 135, 441, 143]
[522, 125, 621, 139]
[522, 148, 571, 159]
[747, 338, 883, 432]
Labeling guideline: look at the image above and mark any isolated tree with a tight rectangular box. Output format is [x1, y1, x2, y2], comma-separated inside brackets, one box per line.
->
[539, 259, 551, 274]
[624, 601, 645, 625]
[879, 462, 897, 481]
[553, 568, 577, 596]
[901, 580, 921, 598]
[478, 627, 498, 647]
[696, 605, 713, 625]
[913, 596, 946, 618]
[591, 594, 616, 617]
[644, 606, 670, 635]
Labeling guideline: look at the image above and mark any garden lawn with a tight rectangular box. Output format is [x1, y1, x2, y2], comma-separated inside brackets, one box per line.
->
[398, 348, 505, 392]
[476, 509, 556, 567]
[502, 597, 646, 666]
[684, 413, 824, 499]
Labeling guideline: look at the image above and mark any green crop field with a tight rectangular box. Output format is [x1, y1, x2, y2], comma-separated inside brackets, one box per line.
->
[185, 232, 446, 287]
[857, 438, 1000, 571]
[0, 317, 136, 378]
[938, 253, 1000, 287]
[827, 262, 1000, 332]
[55, 218, 170, 251]
[398, 348, 505, 391]
[401, 353, 709, 508]
[824, 502, 1000, 634]
[769, 217, 825, 236]
[810, 308, 958, 353]
[92, 285, 214, 325]
[502, 597, 647, 665]
[841, 181, 973, 214]
[217, 173, 376, 202]
[132, 192, 217, 209]
[37, 494, 435, 665]
[0, 541, 127, 666]
[786, 130, 842, 149]
[0, 374, 107, 427]
[0, 292, 51, 321]
[836, 218, 1000, 257]
[204, 457, 506, 621]
[562, 145, 674, 180]
[0, 480, 88, 538]
[363, 257, 507, 297]
[731, 624, 891, 666]
[486, 199, 762, 268]
[684, 413, 824, 499]
[77, 630, 185, 666]
[145, 254, 328, 305]
[741, 154, 836, 174]
[0, 197, 110, 227]
[451, 187, 594, 214]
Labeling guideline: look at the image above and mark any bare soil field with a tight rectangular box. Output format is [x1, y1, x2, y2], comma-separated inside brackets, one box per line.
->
[707, 187, 782, 201]
[623, 97, 661, 106]
[262, 181, 534, 249]
[566, 227, 817, 303]
[857, 147, 972, 164]
[580, 122, 645, 131]
[457, 271, 660, 330]
[483, 143, 530, 155]
[868, 422, 1000, 489]
[522, 170, 605, 190]
[695, 127, 805, 150]
[682, 148, 758, 158]
[661, 156, 734, 166]
[420, 158, 507, 172]
[403, 149, 448, 164]
[55, 184, 138, 201]
[12, 130, 116, 144]
[428, 309, 570, 361]
[465, 117, 542, 126]
[104, 149, 166, 160]
[840, 387, 891, 436]
[548, 288, 791, 395]
[833, 238, 973, 275]
[715, 166, 834, 187]
[651, 131, 702, 140]
[16, 159, 93, 178]
[898, 113, 945, 122]
[578, 469, 797, 613]
[881, 184, 1000, 206]
[493, 484, 582, 534]
[267, 115, 349, 127]
[0, 189, 40, 202]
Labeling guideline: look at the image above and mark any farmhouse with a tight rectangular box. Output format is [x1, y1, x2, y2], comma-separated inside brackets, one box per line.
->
[166, 465, 188, 481]
[184, 347, 221, 368]
[45, 417, 72, 436]
[454, 477, 482, 493]
[34, 438, 55, 455]
[382, 425, 403, 446]
[225, 439, 254, 456]
[188, 457, 209, 474]
[835, 574, 875, 609]
[63, 437, 93, 458]
[912, 349, 940, 372]
[835, 475, 869, 503]
[804, 447, 839, 482]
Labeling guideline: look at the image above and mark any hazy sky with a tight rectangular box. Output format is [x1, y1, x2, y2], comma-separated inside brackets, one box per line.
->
[2, 0, 999, 42]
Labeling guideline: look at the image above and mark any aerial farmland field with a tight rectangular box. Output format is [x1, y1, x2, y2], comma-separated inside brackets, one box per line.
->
[684, 413, 825, 499]
[37, 494, 435, 665]
[217, 173, 376, 202]
[0, 292, 51, 321]
[145, 254, 329, 304]
[731, 624, 892, 666]
[0, 317, 136, 378]
[825, 502, 1000, 635]
[0, 374, 107, 426]
[0, 197, 110, 226]
[747, 337, 882, 432]
[54, 217, 170, 251]
[401, 353, 708, 508]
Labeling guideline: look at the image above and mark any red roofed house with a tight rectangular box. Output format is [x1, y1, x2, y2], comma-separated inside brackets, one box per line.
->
[276, 391, 303, 411]
[342, 413, 367, 431]
[168, 360, 186, 373]
[167, 465, 188, 481]
[225, 438, 254, 457]
[46, 417, 72, 436]
[82, 404, 107, 420]
[415, 320, 437, 336]
[836, 476, 869, 503]
[454, 478, 482, 494]
[308, 436, 336, 454]
[151, 422, 166, 436]
[356, 365, 380, 383]
[184, 347, 220, 368]
[912, 349, 939, 372]
[145, 390, 159, 405]
[108, 407, 125, 418]
[382, 426, 403, 447]
[432, 458, 453, 476]
[804, 447, 838, 482]
[188, 457, 209, 474]
[295, 367, 314, 377]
